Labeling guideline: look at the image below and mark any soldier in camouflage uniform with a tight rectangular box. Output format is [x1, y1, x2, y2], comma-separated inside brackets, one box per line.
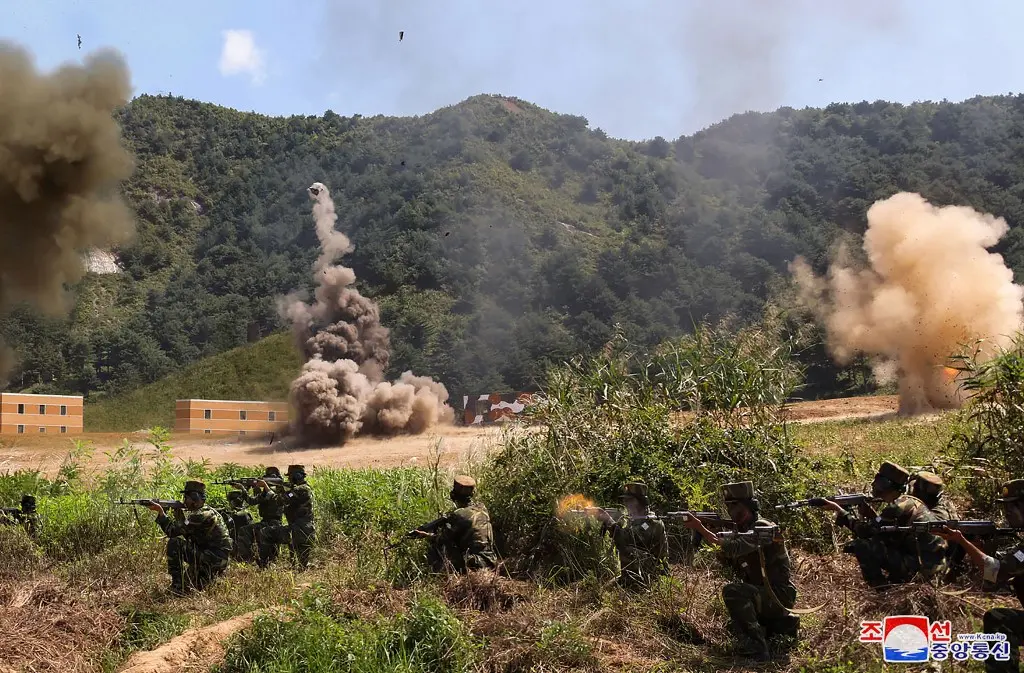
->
[588, 482, 668, 590]
[815, 461, 947, 589]
[683, 481, 799, 661]
[938, 479, 1024, 673]
[411, 475, 497, 574]
[256, 464, 315, 570]
[247, 466, 286, 568]
[911, 471, 957, 521]
[0, 494, 40, 538]
[218, 490, 255, 563]
[146, 480, 233, 595]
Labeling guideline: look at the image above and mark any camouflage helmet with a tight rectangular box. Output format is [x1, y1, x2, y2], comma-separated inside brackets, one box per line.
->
[996, 479, 1024, 503]
[912, 471, 944, 495]
[451, 475, 476, 498]
[182, 480, 207, 495]
[263, 466, 282, 478]
[721, 481, 755, 502]
[876, 461, 910, 487]
[619, 482, 649, 504]
[286, 465, 306, 479]
[20, 494, 36, 510]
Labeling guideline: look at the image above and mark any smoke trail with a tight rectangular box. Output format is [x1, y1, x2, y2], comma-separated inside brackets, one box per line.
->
[791, 192, 1024, 415]
[283, 182, 454, 444]
[0, 43, 136, 380]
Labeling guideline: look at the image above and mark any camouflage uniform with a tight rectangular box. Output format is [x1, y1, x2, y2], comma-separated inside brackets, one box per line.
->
[418, 475, 497, 574]
[981, 479, 1024, 673]
[841, 462, 947, 587]
[912, 471, 957, 521]
[218, 490, 255, 563]
[603, 482, 668, 590]
[157, 480, 233, 594]
[0, 495, 39, 538]
[716, 482, 800, 659]
[257, 465, 315, 569]
[249, 467, 287, 568]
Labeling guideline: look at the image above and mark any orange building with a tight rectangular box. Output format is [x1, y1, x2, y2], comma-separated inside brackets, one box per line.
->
[0, 393, 84, 435]
[175, 399, 290, 437]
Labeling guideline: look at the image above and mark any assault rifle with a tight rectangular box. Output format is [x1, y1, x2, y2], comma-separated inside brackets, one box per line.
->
[717, 524, 781, 544]
[115, 498, 186, 509]
[878, 520, 1024, 536]
[212, 476, 286, 488]
[776, 493, 877, 510]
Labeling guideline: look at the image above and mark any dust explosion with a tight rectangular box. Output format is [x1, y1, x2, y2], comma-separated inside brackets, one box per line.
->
[0, 43, 136, 377]
[791, 192, 1024, 415]
[282, 182, 454, 444]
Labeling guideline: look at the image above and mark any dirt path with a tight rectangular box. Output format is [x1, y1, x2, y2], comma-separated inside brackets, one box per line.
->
[117, 611, 261, 673]
[0, 395, 901, 476]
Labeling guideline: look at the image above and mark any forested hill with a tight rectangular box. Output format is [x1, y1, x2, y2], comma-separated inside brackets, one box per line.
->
[6, 92, 1024, 402]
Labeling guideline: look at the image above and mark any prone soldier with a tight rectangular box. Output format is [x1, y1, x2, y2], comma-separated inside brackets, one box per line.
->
[408, 475, 497, 574]
[146, 480, 233, 595]
[911, 471, 957, 521]
[938, 478, 1024, 673]
[585, 482, 668, 590]
[682, 481, 799, 662]
[813, 461, 947, 589]
[0, 494, 39, 538]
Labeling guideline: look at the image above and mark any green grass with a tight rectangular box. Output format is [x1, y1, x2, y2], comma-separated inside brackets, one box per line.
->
[85, 332, 303, 432]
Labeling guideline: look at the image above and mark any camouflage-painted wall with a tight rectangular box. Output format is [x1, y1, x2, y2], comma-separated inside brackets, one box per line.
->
[462, 392, 534, 425]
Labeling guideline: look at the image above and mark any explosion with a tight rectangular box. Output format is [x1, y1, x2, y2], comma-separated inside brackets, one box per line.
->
[282, 182, 454, 445]
[556, 494, 596, 519]
[0, 43, 136, 377]
[791, 192, 1024, 415]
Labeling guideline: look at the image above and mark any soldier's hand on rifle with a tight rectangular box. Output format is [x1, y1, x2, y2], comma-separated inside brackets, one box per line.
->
[584, 506, 612, 524]
[255, 479, 268, 490]
[146, 501, 164, 516]
[935, 525, 966, 543]
[816, 499, 847, 515]
[678, 511, 703, 530]
[407, 529, 432, 539]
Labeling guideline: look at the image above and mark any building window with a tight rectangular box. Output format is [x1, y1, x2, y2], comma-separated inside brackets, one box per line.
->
[39, 404, 45, 414]
[60, 426, 67, 433]
[204, 409, 212, 420]
[204, 429, 211, 434]
[268, 411, 276, 422]
[239, 430, 246, 436]
[17, 425, 24, 434]
[17, 404, 23, 414]
[38, 427, 45, 433]
[239, 410, 247, 421]
[60, 405, 67, 416]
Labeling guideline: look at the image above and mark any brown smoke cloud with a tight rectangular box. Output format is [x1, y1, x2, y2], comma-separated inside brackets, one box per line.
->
[282, 182, 454, 444]
[0, 43, 136, 380]
[791, 192, 1024, 415]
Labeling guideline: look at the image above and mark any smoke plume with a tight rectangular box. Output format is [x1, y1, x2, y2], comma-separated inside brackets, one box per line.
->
[282, 182, 454, 444]
[0, 43, 136, 379]
[791, 192, 1024, 415]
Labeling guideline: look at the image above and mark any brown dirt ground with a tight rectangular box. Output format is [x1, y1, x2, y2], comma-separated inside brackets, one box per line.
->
[116, 611, 261, 673]
[0, 395, 900, 477]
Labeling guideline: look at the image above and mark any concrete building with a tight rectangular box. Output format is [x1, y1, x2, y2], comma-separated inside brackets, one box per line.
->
[0, 393, 84, 435]
[175, 399, 290, 437]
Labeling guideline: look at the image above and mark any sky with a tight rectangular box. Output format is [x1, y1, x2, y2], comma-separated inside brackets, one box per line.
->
[6, 0, 1024, 141]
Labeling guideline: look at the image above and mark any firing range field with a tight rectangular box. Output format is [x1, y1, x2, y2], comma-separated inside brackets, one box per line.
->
[0, 395, 900, 476]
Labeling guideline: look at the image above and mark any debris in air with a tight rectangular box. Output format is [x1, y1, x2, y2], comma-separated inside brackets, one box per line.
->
[399, 31, 404, 42]
[77, 34, 82, 50]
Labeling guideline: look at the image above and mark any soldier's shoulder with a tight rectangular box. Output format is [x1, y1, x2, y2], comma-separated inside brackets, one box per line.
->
[754, 517, 777, 528]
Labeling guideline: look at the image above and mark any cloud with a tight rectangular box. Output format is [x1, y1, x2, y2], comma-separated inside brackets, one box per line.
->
[218, 29, 265, 85]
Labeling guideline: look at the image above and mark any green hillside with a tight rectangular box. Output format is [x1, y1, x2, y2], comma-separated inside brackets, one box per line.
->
[8, 93, 1024, 403]
[84, 332, 301, 432]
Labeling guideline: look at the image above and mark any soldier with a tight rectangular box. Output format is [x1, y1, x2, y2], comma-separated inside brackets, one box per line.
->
[0, 494, 39, 538]
[256, 464, 315, 570]
[146, 480, 232, 595]
[814, 461, 947, 589]
[218, 490, 255, 562]
[247, 466, 286, 568]
[682, 481, 799, 661]
[586, 482, 668, 590]
[409, 475, 497, 574]
[938, 479, 1024, 673]
[911, 471, 957, 521]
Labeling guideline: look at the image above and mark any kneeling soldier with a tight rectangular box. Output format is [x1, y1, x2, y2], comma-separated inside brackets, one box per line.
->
[586, 482, 668, 590]
[938, 479, 1024, 673]
[219, 489, 255, 563]
[410, 475, 497, 574]
[256, 464, 315, 569]
[683, 481, 799, 661]
[815, 461, 947, 588]
[147, 480, 232, 595]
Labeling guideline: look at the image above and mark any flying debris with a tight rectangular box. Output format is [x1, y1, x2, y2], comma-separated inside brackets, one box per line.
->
[399, 31, 404, 42]
[77, 34, 82, 50]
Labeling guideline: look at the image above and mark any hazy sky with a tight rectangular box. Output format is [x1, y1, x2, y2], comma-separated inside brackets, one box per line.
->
[6, 0, 1024, 140]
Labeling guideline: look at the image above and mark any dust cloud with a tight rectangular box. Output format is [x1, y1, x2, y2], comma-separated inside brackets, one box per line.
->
[281, 182, 454, 445]
[791, 192, 1024, 415]
[0, 43, 136, 379]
